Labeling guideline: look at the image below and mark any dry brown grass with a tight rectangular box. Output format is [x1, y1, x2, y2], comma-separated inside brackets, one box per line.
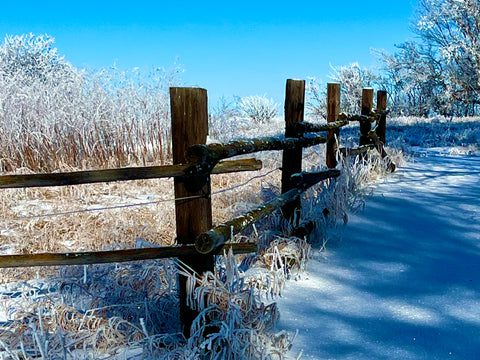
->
[0, 158, 283, 284]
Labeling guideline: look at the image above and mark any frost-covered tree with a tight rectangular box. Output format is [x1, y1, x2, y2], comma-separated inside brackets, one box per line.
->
[306, 66, 377, 120]
[376, 42, 449, 116]
[0, 33, 78, 85]
[379, 0, 480, 116]
[306, 77, 327, 120]
[416, 0, 480, 87]
[415, 0, 480, 115]
[330, 63, 377, 113]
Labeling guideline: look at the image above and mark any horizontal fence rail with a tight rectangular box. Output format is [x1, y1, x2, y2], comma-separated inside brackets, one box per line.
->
[0, 243, 257, 268]
[0, 158, 262, 189]
[195, 169, 341, 254]
[296, 119, 348, 133]
[339, 110, 389, 123]
[186, 134, 327, 164]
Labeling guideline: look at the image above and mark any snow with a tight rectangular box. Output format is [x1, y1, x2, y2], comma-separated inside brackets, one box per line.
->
[277, 152, 480, 359]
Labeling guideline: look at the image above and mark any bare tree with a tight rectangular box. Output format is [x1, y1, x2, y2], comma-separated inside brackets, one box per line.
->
[377, 0, 480, 116]
[415, 0, 480, 114]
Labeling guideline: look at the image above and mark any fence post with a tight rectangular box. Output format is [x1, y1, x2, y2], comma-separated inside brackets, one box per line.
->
[326, 83, 341, 168]
[359, 88, 374, 146]
[170, 87, 213, 337]
[281, 79, 305, 225]
[376, 90, 388, 144]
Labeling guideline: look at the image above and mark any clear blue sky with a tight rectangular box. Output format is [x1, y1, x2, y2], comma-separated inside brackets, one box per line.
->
[0, 0, 418, 107]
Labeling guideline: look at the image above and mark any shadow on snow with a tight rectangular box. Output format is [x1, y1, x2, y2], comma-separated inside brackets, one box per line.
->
[278, 154, 480, 359]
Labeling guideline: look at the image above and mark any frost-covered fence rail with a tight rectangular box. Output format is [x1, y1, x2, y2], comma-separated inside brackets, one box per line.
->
[0, 79, 392, 336]
[195, 169, 340, 254]
[294, 84, 394, 171]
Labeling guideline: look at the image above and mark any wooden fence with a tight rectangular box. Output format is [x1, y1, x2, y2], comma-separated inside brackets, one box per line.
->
[0, 80, 394, 335]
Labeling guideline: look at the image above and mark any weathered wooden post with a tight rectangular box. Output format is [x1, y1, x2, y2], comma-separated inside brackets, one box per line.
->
[359, 88, 374, 146]
[326, 83, 341, 168]
[170, 87, 213, 337]
[281, 79, 305, 225]
[376, 90, 388, 144]
[371, 89, 396, 171]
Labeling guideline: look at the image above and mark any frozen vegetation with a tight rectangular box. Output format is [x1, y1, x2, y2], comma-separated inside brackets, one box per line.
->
[340, 116, 480, 156]
[2, 0, 480, 354]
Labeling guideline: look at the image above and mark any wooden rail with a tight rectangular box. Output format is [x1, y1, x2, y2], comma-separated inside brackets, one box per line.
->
[0, 158, 262, 189]
[186, 134, 326, 164]
[0, 80, 394, 337]
[195, 169, 341, 254]
[339, 111, 388, 123]
[0, 243, 257, 268]
[296, 119, 348, 133]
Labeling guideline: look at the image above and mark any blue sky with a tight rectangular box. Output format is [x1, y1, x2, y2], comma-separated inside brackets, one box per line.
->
[0, 0, 418, 107]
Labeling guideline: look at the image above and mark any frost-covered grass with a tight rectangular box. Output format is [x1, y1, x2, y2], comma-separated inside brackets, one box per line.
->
[0, 239, 310, 359]
[0, 64, 176, 172]
[0, 34, 180, 173]
[387, 116, 480, 155]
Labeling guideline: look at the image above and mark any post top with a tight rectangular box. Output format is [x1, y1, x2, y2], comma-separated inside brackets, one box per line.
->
[169, 87, 207, 91]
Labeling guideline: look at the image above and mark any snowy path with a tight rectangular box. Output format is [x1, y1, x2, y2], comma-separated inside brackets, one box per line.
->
[277, 155, 480, 359]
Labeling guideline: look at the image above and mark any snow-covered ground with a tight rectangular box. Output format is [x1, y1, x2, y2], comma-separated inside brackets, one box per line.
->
[277, 151, 480, 359]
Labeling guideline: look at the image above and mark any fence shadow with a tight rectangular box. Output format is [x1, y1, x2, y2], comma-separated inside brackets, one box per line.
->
[279, 155, 480, 359]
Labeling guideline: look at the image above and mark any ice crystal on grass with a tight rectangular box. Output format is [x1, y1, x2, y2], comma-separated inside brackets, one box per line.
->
[0, 34, 179, 173]
[0, 236, 313, 359]
[0, 260, 185, 359]
[179, 248, 304, 360]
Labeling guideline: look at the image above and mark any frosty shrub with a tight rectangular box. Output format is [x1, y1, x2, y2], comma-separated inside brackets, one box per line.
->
[0, 33, 181, 172]
[306, 77, 327, 120]
[376, 0, 480, 116]
[208, 96, 249, 142]
[237, 95, 278, 124]
[208, 94, 281, 143]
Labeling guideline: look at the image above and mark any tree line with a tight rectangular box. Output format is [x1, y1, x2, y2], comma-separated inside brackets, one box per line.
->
[316, 0, 480, 118]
